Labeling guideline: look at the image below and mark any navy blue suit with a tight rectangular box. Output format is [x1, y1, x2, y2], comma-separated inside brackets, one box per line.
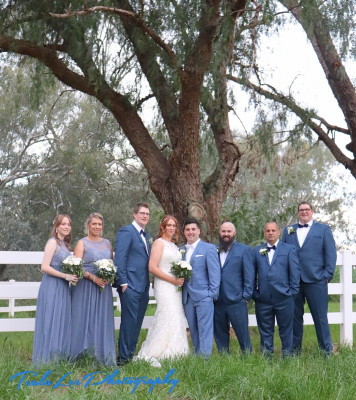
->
[114, 224, 150, 362]
[182, 240, 220, 356]
[253, 241, 300, 356]
[214, 241, 254, 353]
[282, 221, 336, 353]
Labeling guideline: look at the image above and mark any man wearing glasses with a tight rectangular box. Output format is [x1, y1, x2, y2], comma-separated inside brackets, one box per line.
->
[114, 202, 151, 365]
[282, 201, 336, 355]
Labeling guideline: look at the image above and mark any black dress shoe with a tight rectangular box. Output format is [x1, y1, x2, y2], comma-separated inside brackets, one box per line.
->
[116, 358, 129, 366]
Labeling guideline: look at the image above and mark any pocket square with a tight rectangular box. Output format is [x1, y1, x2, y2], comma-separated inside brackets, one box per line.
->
[195, 254, 204, 257]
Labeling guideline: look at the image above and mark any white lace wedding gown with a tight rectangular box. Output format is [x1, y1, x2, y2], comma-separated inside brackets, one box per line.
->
[136, 238, 189, 364]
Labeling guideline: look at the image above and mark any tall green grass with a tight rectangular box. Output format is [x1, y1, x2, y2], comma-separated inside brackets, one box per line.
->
[1, 325, 356, 400]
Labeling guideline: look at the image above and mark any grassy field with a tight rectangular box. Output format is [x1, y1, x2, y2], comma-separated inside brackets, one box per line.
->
[1, 277, 355, 400]
[1, 322, 356, 400]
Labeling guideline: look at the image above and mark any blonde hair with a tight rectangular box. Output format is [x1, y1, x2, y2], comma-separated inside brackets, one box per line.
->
[84, 212, 104, 236]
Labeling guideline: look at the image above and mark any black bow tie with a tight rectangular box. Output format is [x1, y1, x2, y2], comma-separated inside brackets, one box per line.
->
[267, 245, 276, 252]
[140, 229, 147, 237]
[298, 223, 309, 228]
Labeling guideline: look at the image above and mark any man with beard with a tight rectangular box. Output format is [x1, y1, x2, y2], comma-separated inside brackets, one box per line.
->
[213, 221, 255, 353]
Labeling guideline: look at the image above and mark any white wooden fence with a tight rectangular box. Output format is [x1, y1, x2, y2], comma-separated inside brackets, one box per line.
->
[1, 250, 356, 346]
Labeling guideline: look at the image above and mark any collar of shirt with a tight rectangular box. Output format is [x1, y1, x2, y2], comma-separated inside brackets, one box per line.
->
[132, 220, 145, 234]
[267, 239, 279, 248]
[298, 219, 313, 228]
[220, 245, 233, 253]
[186, 238, 200, 251]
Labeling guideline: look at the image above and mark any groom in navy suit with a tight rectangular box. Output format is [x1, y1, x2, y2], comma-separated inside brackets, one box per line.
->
[253, 222, 300, 356]
[182, 218, 220, 357]
[114, 202, 151, 365]
[214, 221, 254, 353]
[282, 201, 336, 354]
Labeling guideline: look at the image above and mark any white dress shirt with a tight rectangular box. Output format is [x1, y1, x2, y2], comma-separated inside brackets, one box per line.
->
[132, 220, 148, 253]
[219, 248, 231, 268]
[185, 239, 200, 263]
[267, 239, 279, 264]
[297, 220, 313, 247]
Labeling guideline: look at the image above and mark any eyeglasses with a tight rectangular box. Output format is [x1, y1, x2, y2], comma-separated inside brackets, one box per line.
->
[298, 208, 311, 212]
[137, 212, 150, 216]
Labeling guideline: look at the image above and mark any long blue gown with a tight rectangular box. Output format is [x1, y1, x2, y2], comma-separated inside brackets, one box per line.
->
[32, 238, 72, 364]
[70, 237, 116, 365]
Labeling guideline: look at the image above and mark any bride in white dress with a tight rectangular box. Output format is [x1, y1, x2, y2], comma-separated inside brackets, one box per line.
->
[135, 215, 189, 366]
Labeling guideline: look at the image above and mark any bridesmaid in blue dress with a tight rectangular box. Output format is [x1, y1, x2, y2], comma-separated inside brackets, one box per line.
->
[71, 212, 116, 365]
[32, 214, 78, 364]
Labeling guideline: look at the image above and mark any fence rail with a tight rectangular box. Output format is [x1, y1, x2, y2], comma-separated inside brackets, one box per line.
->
[1, 250, 356, 345]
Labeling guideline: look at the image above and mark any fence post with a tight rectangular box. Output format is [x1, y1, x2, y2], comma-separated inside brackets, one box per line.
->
[8, 279, 15, 317]
[339, 250, 353, 347]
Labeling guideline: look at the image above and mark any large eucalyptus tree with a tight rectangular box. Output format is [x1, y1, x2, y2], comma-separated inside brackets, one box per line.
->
[0, 0, 355, 237]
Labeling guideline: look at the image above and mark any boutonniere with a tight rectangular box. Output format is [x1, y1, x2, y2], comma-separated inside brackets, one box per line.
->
[216, 246, 220, 253]
[287, 226, 296, 235]
[149, 238, 154, 246]
[259, 248, 268, 256]
[180, 248, 186, 259]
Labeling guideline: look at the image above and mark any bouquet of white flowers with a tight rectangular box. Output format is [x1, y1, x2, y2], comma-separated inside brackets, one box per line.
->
[61, 255, 85, 286]
[171, 260, 192, 292]
[94, 259, 117, 292]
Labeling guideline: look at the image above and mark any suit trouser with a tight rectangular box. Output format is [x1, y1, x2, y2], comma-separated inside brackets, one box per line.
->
[118, 286, 149, 361]
[214, 301, 252, 353]
[184, 294, 214, 356]
[293, 280, 332, 353]
[255, 295, 294, 356]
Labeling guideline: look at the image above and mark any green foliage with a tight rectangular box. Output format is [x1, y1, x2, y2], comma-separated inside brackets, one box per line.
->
[222, 139, 351, 246]
[0, 63, 163, 281]
[308, 0, 355, 59]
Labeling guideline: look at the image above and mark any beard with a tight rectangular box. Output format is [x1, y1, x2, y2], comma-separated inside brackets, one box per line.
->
[218, 235, 235, 251]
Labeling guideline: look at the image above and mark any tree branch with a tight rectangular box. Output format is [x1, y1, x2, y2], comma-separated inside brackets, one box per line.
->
[229, 74, 356, 174]
[279, 0, 356, 155]
[49, 5, 178, 67]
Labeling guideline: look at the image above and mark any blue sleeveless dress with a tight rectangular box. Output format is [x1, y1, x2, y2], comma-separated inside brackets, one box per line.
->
[70, 237, 116, 365]
[32, 238, 72, 364]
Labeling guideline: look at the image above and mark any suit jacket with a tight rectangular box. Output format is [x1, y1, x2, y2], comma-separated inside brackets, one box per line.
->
[216, 241, 255, 304]
[182, 240, 221, 304]
[114, 224, 150, 293]
[253, 241, 300, 303]
[281, 221, 336, 283]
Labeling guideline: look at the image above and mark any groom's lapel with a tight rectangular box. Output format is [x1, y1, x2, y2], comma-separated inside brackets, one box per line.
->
[190, 240, 202, 264]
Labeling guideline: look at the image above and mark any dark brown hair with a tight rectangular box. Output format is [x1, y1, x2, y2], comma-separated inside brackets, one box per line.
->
[298, 201, 313, 212]
[184, 217, 200, 229]
[133, 202, 150, 214]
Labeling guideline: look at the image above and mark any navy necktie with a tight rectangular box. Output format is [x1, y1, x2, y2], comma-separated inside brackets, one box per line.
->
[267, 245, 276, 252]
[298, 223, 309, 228]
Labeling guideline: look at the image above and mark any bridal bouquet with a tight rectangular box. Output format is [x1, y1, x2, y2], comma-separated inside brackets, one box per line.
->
[171, 260, 192, 291]
[61, 255, 85, 286]
[94, 258, 117, 292]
